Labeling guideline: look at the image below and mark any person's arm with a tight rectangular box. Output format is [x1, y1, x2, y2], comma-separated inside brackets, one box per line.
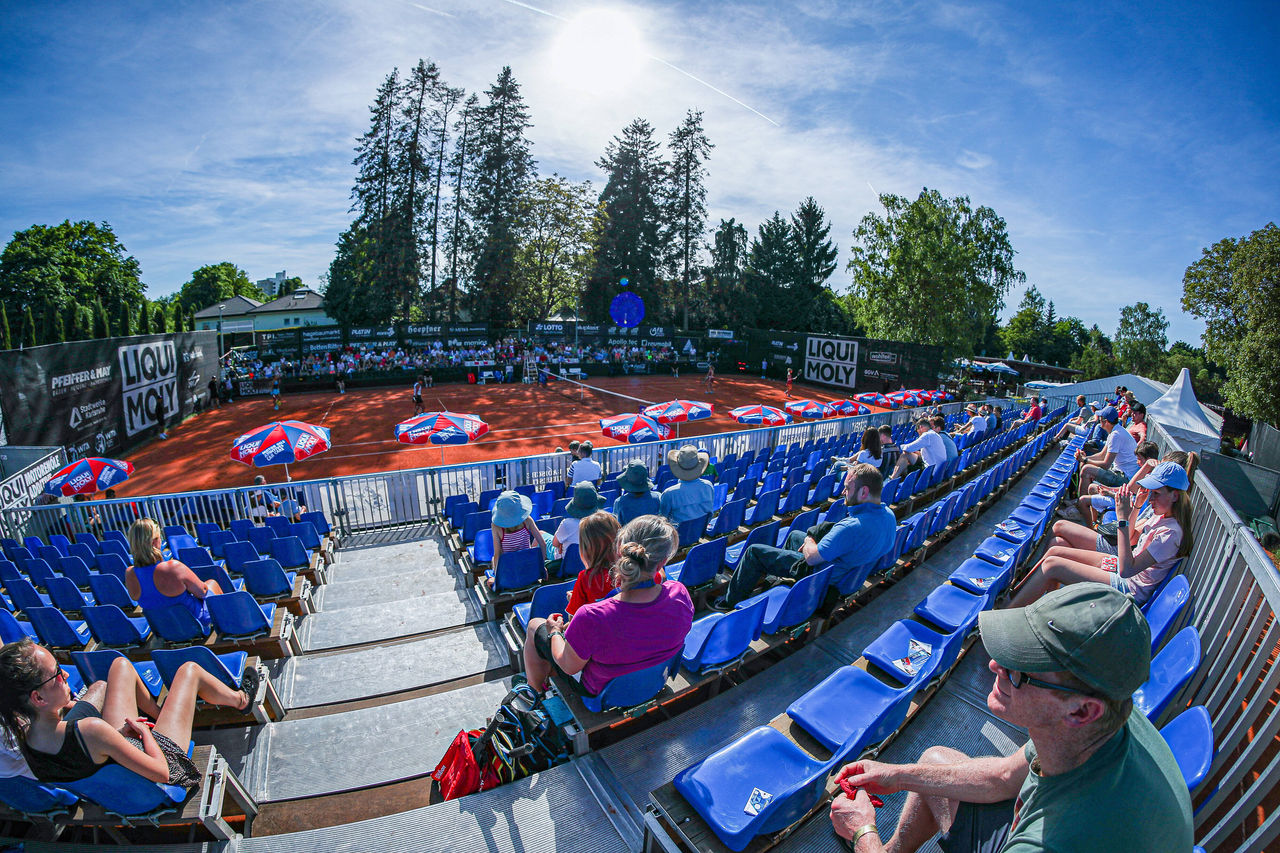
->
[172, 563, 215, 598]
[79, 717, 171, 783]
[545, 614, 588, 674]
[836, 748, 1029, 803]
[124, 567, 141, 600]
[1113, 487, 1149, 578]
[800, 536, 824, 565]
[491, 524, 505, 563]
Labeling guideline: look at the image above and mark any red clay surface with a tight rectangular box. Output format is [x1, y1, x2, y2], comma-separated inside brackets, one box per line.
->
[116, 373, 891, 497]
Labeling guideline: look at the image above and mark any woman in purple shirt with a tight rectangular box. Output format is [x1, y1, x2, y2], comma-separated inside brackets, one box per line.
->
[523, 515, 693, 696]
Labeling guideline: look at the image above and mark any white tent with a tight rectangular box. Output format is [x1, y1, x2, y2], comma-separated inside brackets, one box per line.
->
[1146, 368, 1223, 457]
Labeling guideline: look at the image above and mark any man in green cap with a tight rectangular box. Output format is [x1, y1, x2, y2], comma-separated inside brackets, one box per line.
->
[829, 584, 1192, 852]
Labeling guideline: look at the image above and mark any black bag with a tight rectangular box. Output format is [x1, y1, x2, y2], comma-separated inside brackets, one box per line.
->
[486, 684, 574, 782]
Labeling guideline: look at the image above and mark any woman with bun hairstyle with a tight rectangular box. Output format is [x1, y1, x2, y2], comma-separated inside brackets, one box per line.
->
[522, 515, 693, 695]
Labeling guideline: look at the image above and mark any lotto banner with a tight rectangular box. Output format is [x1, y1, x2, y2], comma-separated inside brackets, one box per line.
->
[0, 332, 217, 461]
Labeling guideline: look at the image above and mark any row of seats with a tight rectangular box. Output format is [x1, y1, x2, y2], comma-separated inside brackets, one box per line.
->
[671, 426, 1212, 851]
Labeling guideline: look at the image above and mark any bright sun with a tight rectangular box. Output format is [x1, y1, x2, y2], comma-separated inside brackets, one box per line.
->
[548, 9, 648, 96]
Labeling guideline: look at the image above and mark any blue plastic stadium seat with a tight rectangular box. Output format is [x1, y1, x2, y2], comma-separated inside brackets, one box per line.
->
[152, 645, 247, 692]
[46, 576, 95, 615]
[36, 545, 63, 566]
[735, 567, 831, 634]
[68, 542, 99, 570]
[269, 536, 311, 572]
[48, 534, 72, 558]
[223, 541, 261, 576]
[144, 604, 211, 644]
[777, 509, 819, 548]
[55, 555, 94, 589]
[71, 649, 163, 698]
[744, 489, 781, 527]
[229, 519, 255, 541]
[675, 514, 711, 551]
[948, 556, 1014, 603]
[673, 725, 832, 852]
[247, 526, 276, 555]
[1134, 626, 1201, 720]
[0, 775, 78, 817]
[807, 473, 837, 506]
[485, 547, 546, 593]
[1142, 574, 1190, 652]
[6, 575, 53, 611]
[581, 651, 681, 714]
[99, 539, 130, 565]
[777, 487, 807, 517]
[20, 558, 58, 592]
[787, 665, 916, 755]
[194, 522, 220, 547]
[469, 529, 496, 565]
[513, 578, 575, 631]
[0, 610, 39, 643]
[973, 537, 1022, 574]
[65, 764, 191, 821]
[82, 605, 152, 649]
[725, 521, 781, 572]
[26, 607, 91, 651]
[208, 529, 237, 560]
[868, 616, 968, 686]
[462, 510, 493, 544]
[665, 537, 727, 590]
[914, 585, 986, 634]
[831, 556, 881, 597]
[207, 592, 276, 642]
[1159, 705, 1214, 791]
[167, 532, 199, 554]
[706, 499, 747, 539]
[264, 515, 292, 538]
[553, 543, 582, 580]
[681, 598, 767, 675]
[241, 558, 298, 601]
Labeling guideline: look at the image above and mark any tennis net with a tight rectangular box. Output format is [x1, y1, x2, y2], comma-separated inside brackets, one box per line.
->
[536, 368, 655, 414]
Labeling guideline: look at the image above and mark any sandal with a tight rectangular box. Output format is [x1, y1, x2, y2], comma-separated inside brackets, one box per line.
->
[237, 666, 261, 712]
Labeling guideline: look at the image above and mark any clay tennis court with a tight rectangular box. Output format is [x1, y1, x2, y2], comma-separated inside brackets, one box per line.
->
[113, 372, 891, 497]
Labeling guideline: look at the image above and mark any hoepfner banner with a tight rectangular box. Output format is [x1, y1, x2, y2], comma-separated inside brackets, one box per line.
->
[805, 336, 859, 389]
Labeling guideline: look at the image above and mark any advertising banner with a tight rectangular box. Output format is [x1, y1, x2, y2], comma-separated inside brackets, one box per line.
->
[300, 326, 344, 355]
[346, 325, 398, 349]
[0, 332, 217, 460]
[256, 330, 301, 361]
[804, 336, 859, 389]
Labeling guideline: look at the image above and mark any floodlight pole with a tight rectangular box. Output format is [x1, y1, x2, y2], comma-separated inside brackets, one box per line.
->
[218, 306, 225, 378]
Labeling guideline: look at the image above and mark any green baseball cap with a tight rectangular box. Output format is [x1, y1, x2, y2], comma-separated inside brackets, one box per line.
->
[979, 584, 1151, 701]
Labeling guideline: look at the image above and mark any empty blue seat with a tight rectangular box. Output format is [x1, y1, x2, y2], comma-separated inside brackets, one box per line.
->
[194, 522, 220, 547]
[914, 584, 986, 634]
[461, 510, 492, 544]
[948, 557, 1014, 603]
[152, 645, 247, 692]
[777, 486, 807, 517]
[744, 489, 781, 527]
[168, 532, 199, 554]
[26, 607, 91, 650]
[485, 547, 546, 593]
[48, 534, 72, 557]
[732, 479, 758, 505]
[1142, 574, 1191, 652]
[241, 558, 298, 601]
[665, 537, 727, 589]
[787, 665, 916, 755]
[1159, 705, 1214, 791]
[207, 592, 276, 642]
[673, 725, 831, 852]
[99, 539, 130, 564]
[65, 764, 190, 821]
[247, 526, 276, 555]
[530, 490, 554, 519]
[269, 536, 311, 572]
[724, 521, 781, 572]
[6, 576, 53, 611]
[973, 536, 1022, 574]
[37, 545, 63, 565]
[82, 605, 152, 648]
[46, 576, 95, 614]
[223, 541, 260, 576]
[264, 515, 292, 537]
[1134, 626, 1201, 720]
[552, 543, 583, 580]
[513, 578, 575, 631]
[675, 514, 711, 550]
[103, 530, 129, 550]
[536, 515, 563, 537]
[469, 529, 496, 565]
[760, 471, 784, 495]
[22, 536, 42, 554]
[208, 529, 238, 560]
[706, 498, 747, 539]
[581, 651, 681, 714]
[0, 775, 78, 817]
[896, 469, 919, 499]
[55, 556, 94, 589]
[0, 609, 39, 643]
[864, 618, 965, 686]
[230, 519, 255, 541]
[807, 473, 837, 506]
[68, 542, 99, 570]
[72, 649, 163, 698]
[736, 567, 831, 634]
[681, 598, 767, 674]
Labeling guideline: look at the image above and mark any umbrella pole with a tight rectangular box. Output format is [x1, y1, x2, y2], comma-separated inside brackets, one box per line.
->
[284, 463, 291, 482]
[441, 446, 445, 466]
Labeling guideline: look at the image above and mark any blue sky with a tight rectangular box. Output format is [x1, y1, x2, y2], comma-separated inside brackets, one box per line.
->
[1, 0, 1276, 347]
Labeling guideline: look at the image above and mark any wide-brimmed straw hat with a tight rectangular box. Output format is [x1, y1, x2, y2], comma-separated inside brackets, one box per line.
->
[491, 490, 533, 528]
[616, 460, 654, 493]
[565, 482, 606, 518]
[667, 445, 710, 481]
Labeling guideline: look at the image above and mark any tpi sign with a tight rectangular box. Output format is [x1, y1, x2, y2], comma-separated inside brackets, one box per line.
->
[804, 337, 859, 389]
[118, 340, 178, 437]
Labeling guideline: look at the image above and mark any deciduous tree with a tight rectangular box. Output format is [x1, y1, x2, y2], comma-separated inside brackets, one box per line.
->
[0, 220, 145, 323]
[1114, 301, 1168, 376]
[513, 175, 600, 322]
[746, 212, 797, 329]
[846, 189, 1023, 358]
[704, 218, 754, 328]
[176, 263, 263, 315]
[0, 303, 10, 350]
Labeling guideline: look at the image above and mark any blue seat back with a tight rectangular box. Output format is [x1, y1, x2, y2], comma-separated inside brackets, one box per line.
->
[229, 519, 255, 541]
[48, 534, 72, 557]
[299, 511, 332, 537]
[144, 604, 210, 643]
[242, 558, 293, 597]
[56, 556, 93, 588]
[1159, 705, 1214, 791]
[738, 520, 781, 556]
[269, 536, 310, 570]
[27, 607, 87, 649]
[470, 529, 495, 564]
[82, 605, 150, 647]
[771, 567, 832, 631]
[1143, 574, 1191, 651]
[47, 576, 92, 612]
[65, 765, 187, 818]
[732, 479, 757, 505]
[22, 558, 57, 590]
[152, 645, 246, 691]
[778, 487, 807, 517]
[746, 489, 781, 525]
[526, 578, 575, 624]
[761, 471, 784, 494]
[0, 775, 78, 816]
[207, 591, 273, 639]
[554, 543, 582, 580]
[583, 651, 680, 713]
[0, 610, 36, 644]
[68, 542, 98, 568]
[7, 576, 50, 611]
[897, 469, 919, 498]
[670, 537, 727, 588]
[208, 529, 238, 559]
[1135, 626, 1201, 720]
[462, 510, 492, 544]
[536, 516, 563, 537]
[808, 473, 837, 506]
[289, 522, 322, 551]
[492, 547, 545, 593]
[99, 540, 129, 564]
[168, 532, 198, 553]
[177, 546, 214, 570]
[194, 523, 220, 547]
[264, 515, 291, 537]
[707, 499, 746, 538]
[37, 545, 63, 565]
[223, 541, 260, 575]
[675, 514, 710, 550]
[684, 598, 767, 673]
[247, 526, 276, 554]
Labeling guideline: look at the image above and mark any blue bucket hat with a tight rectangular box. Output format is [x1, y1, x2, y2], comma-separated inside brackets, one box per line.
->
[491, 490, 533, 528]
[565, 482, 606, 518]
[1137, 461, 1191, 492]
[616, 460, 654, 494]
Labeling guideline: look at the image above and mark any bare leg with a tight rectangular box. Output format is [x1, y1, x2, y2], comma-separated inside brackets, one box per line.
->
[1008, 548, 1115, 608]
[153, 661, 248, 747]
[883, 746, 971, 853]
[1050, 519, 1098, 551]
[101, 655, 162, 729]
[892, 452, 918, 479]
[523, 618, 553, 691]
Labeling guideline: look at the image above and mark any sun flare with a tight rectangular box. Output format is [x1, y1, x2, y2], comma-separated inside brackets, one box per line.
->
[548, 8, 648, 96]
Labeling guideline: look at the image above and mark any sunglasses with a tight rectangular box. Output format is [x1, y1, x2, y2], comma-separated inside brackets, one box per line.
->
[1003, 666, 1097, 698]
[36, 666, 67, 690]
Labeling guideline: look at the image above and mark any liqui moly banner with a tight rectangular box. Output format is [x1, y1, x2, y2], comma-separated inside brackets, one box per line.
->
[804, 336, 859, 389]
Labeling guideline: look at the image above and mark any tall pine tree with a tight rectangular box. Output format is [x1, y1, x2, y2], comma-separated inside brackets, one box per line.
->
[116, 299, 133, 337]
[153, 303, 168, 333]
[0, 302, 10, 350]
[466, 67, 535, 327]
[426, 80, 464, 313]
[138, 299, 152, 334]
[746, 213, 796, 329]
[393, 60, 441, 317]
[22, 305, 36, 347]
[788, 197, 839, 319]
[587, 118, 665, 322]
[443, 93, 479, 322]
[94, 299, 110, 338]
[706, 218, 754, 328]
[663, 110, 713, 330]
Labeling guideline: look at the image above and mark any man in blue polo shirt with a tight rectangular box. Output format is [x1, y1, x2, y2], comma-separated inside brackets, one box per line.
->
[712, 463, 896, 609]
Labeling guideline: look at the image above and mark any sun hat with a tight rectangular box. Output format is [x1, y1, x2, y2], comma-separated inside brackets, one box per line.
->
[978, 584, 1151, 701]
[616, 460, 655, 494]
[565, 481, 606, 518]
[1089, 401, 1102, 410]
[1137, 460, 1191, 492]
[965, 404, 979, 414]
[491, 490, 533, 529]
[667, 445, 710, 481]
[1098, 406, 1120, 424]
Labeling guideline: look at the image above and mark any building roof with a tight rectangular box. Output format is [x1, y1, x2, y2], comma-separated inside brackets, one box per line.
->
[193, 295, 263, 319]
[249, 288, 326, 314]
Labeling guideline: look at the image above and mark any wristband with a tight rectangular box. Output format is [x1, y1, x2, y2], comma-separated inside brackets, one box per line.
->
[850, 824, 879, 849]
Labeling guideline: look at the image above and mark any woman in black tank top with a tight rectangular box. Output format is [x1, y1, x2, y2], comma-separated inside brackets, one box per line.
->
[0, 638, 258, 787]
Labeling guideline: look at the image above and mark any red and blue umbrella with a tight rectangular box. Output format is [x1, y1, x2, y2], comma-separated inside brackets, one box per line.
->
[785, 399, 836, 420]
[829, 399, 872, 417]
[395, 412, 490, 445]
[599, 413, 673, 443]
[230, 420, 332, 480]
[730, 405, 792, 426]
[44, 457, 134, 497]
[887, 390, 921, 407]
[856, 392, 897, 409]
[641, 399, 714, 424]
